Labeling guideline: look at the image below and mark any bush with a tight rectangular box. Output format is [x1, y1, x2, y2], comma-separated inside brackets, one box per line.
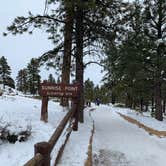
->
[0, 124, 31, 144]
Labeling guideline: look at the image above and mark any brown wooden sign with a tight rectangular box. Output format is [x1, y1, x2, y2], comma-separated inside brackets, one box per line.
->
[39, 82, 80, 98]
[39, 81, 80, 129]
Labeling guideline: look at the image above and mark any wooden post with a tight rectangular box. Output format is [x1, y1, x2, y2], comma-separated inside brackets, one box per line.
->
[41, 96, 49, 122]
[72, 98, 79, 131]
[34, 142, 51, 166]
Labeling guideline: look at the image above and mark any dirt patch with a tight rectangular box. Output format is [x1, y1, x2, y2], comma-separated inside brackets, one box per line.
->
[93, 149, 131, 166]
[118, 112, 166, 138]
[85, 121, 95, 166]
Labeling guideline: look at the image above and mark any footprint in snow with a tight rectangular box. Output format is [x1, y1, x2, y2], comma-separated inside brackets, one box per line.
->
[93, 149, 131, 166]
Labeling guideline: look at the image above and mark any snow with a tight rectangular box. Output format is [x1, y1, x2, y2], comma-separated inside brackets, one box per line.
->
[115, 106, 166, 131]
[91, 105, 166, 166]
[57, 109, 93, 166]
[0, 94, 66, 166]
[1, 94, 166, 166]
[0, 92, 93, 166]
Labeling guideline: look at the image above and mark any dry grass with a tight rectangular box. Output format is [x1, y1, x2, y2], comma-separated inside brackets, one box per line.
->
[118, 112, 166, 138]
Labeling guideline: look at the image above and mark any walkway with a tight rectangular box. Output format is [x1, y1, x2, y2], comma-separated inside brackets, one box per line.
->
[92, 105, 166, 166]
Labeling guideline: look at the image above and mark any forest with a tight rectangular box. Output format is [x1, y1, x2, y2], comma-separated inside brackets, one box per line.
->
[1, 0, 166, 121]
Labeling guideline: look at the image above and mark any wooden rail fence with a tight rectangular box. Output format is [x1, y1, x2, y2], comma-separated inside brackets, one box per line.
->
[24, 107, 77, 166]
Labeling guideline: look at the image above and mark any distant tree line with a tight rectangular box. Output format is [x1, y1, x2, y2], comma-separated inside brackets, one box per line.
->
[0, 56, 58, 95]
[84, 78, 111, 104]
[16, 59, 58, 95]
[16, 58, 41, 95]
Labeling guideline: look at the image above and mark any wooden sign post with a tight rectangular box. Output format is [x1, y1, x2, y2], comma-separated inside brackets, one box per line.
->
[39, 82, 80, 130]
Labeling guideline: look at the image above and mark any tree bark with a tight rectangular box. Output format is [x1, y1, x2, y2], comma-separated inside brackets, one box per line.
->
[154, 81, 163, 121]
[60, 2, 74, 107]
[154, 1, 163, 121]
[151, 96, 154, 112]
[75, 1, 84, 123]
[125, 93, 132, 108]
[111, 93, 116, 104]
[163, 100, 166, 114]
[140, 98, 143, 112]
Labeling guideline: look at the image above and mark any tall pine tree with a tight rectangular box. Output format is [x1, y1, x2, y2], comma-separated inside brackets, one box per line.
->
[0, 56, 14, 89]
[27, 58, 41, 95]
[16, 68, 28, 93]
[143, 0, 166, 121]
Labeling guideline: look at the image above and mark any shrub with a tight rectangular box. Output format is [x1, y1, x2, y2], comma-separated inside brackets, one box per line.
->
[0, 123, 31, 144]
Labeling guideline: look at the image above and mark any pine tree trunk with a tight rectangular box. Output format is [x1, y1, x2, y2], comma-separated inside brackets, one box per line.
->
[60, 3, 74, 107]
[145, 101, 148, 112]
[154, 81, 163, 121]
[125, 93, 132, 108]
[111, 94, 116, 104]
[140, 98, 143, 112]
[151, 96, 154, 112]
[154, 6, 163, 121]
[133, 101, 136, 109]
[163, 100, 166, 114]
[75, 1, 84, 123]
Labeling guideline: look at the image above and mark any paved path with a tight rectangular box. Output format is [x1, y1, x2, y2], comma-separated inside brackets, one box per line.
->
[92, 105, 166, 166]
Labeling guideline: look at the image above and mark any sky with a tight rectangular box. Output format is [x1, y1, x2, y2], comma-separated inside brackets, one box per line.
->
[0, 0, 104, 85]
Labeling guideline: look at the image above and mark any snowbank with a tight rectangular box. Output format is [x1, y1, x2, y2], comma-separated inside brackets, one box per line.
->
[114, 106, 166, 131]
[0, 95, 66, 166]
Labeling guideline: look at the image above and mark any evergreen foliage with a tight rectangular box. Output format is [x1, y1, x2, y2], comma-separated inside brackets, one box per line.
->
[0, 56, 15, 89]
[16, 68, 28, 93]
[102, 0, 166, 121]
[26, 58, 41, 95]
[84, 79, 94, 102]
[4, 0, 166, 122]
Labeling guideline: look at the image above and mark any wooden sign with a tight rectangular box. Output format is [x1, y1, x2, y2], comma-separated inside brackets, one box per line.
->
[39, 81, 80, 129]
[39, 82, 80, 98]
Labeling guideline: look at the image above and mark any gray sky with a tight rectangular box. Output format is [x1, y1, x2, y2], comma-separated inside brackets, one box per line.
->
[0, 0, 104, 85]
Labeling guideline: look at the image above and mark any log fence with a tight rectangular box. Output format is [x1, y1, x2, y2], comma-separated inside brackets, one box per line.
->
[24, 107, 77, 166]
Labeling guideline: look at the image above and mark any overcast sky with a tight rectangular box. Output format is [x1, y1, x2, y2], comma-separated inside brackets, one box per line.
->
[0, 0, 105, 85]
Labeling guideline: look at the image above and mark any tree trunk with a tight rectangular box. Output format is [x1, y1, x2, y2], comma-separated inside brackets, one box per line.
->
[75, 1, 84, 123]
[151, 96, 154, 112]
[154, 82, 163, 121]
[111, 93, 116, 104]
[154, 4, 163, 121]
[140, 98, 143, 112]
[60, 2, 74, 107]
[125, 93, 132, 108]
[163, 100, 166, 114]
[145, 101, 148, 112]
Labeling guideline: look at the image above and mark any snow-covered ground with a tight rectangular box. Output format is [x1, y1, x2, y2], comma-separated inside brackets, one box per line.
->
[91, 105, 166, 166]
[0, 94, 66, 166]
[115, 106, 166, 131]
[0, 93, 93, 166]
[57, 108, 93, 166]
[1, 93, 166, 166]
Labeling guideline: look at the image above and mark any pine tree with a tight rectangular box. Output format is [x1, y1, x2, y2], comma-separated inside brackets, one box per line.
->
[102, 0, 153, 108]
[16, 68, 28, 93]
[0, 56, 14, 89]
[60, 1, 75, 106]
[5, 0, 132, 122]
[143, 0, 166, 121]
[84, 79, 94, 102]
[27, 58, 41, 95]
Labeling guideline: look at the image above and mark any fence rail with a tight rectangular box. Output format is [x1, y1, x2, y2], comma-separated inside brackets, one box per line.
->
[24, 104, 78, 166]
